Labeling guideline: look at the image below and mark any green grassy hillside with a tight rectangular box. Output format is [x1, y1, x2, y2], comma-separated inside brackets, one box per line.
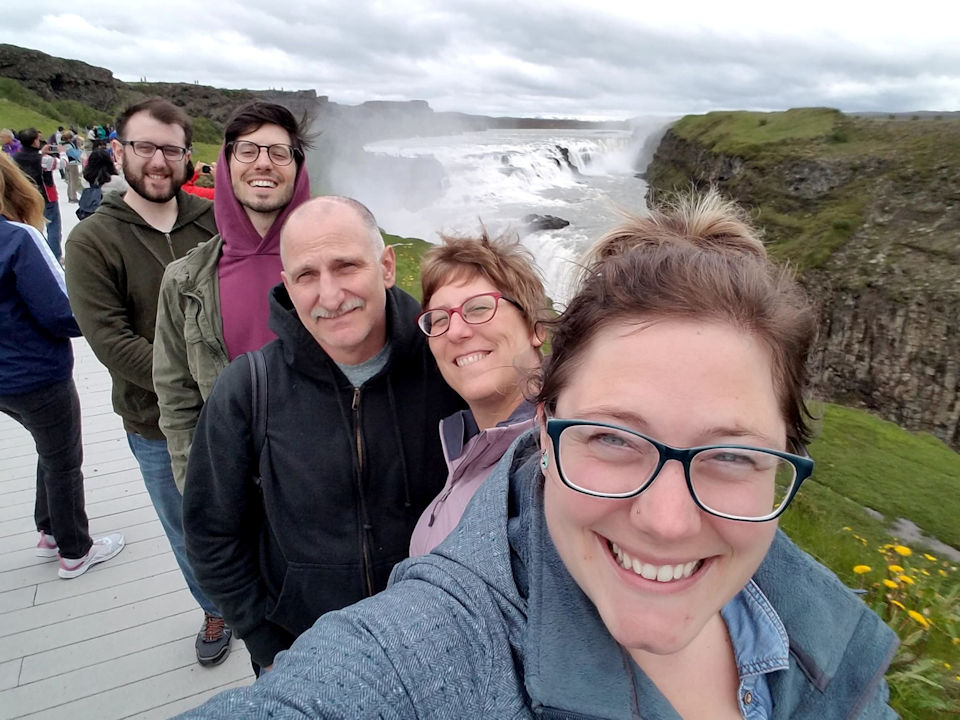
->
[648, 108, 960, 276]
[782, 403, 960, 718]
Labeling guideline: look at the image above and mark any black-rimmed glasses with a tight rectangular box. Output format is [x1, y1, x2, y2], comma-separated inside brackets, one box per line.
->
[228, 141, 300, 166]
[120, 140, 188, 161]
[417, 292, 522, 337]
[544, 418, 813, 522]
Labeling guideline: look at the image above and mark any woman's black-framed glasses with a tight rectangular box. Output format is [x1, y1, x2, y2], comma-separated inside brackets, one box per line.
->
[544, 418, 813, 522]
[120, 140, 188, 161]
[417, 291, 522, 337]
[228, 140, 301, 166]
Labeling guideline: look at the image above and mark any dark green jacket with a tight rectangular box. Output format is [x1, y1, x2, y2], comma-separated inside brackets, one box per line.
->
[154, 234, 228, 490]
[65, 190, 217, 438]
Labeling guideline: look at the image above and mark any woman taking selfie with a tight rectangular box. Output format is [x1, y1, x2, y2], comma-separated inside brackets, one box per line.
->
[409, 231, 547, 555]
[182, 192, 896, 719]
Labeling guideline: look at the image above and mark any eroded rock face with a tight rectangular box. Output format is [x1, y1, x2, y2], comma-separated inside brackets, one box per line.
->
[809, 289, 960, 448]
[0, 43, 122, 109]
[646, 117, 960, 449]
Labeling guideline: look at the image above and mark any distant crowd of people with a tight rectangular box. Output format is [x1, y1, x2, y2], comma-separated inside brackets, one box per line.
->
[0, 96, 899, 718]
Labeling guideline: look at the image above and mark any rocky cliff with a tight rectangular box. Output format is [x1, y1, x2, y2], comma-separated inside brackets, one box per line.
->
[646, 108, 960, 449]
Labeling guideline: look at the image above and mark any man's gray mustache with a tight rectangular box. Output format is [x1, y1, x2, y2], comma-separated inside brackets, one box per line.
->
[311, 297, 365, 320]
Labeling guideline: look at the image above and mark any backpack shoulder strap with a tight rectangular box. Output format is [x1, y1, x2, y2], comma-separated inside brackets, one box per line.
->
[246, 350, 268, 484]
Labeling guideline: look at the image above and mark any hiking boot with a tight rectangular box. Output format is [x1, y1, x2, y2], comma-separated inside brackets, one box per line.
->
[58, 533, 125, 579]
[36, 531, 59, 559]
[196, 613, 232, 666]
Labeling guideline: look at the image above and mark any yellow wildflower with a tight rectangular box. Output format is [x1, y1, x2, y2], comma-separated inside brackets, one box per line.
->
[887, 564, 903, 573]
[842, 526, 851, 532]
[940, 569, 949, 577]
[946, 663, 952, 670]
[898, 575, 914, 585]
[853, 565, 871, 574]
[921, 569, 930, 576]
[893, 545, 912, 557]
[882, 579, 898, 589]
[907, 610, 929, 628]
[890, 600, 906, 610]
[923, 553, 936, 562]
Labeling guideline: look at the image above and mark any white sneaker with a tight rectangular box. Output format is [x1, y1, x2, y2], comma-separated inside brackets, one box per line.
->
[36, 531, 59, 559]
[58, 533, 125, 579]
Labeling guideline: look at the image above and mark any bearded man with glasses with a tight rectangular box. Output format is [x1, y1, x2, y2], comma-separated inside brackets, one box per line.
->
[64, 98, 231, 667]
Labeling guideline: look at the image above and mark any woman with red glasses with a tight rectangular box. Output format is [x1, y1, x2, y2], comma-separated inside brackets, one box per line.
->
[409, 231, 549, 555]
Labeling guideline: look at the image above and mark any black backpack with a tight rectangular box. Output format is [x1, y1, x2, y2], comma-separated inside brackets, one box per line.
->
[76, 185, 103, 220]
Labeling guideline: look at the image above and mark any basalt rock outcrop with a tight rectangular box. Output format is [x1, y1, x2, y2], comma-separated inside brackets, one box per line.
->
[646, 108, 960, 450]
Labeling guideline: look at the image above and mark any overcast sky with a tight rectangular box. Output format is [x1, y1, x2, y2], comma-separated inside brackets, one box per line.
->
[6, 0, 959, 119]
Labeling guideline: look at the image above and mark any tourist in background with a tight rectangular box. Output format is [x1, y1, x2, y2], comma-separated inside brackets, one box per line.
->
[63, 131, 82, 203]
[180, 192, 896, 719]
[409, 231, 547, 555]
[0, 154, 125, 579]
[1, 128, 21, 156]
[12, 128, 62, 261]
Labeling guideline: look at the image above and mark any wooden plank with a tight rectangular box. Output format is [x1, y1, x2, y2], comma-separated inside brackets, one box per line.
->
[0, 658, 21, 692]
[13, 651, 252, 720]
[19, 609, 204, 684]
[4, 637, 247, 718]
[0, 590, 198, 663]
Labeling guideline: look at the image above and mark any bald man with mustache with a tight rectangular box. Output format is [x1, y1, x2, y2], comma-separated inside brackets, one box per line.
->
[182, 196, 464, 674]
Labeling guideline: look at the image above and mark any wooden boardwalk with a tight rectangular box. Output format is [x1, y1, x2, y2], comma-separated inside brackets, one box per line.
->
[0, 338, 253, 718]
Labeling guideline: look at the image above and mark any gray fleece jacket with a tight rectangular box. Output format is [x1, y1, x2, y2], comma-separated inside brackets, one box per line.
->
[179, 432, 897, 720]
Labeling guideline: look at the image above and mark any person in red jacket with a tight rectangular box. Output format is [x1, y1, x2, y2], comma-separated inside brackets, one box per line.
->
[181, 160, 216, 199]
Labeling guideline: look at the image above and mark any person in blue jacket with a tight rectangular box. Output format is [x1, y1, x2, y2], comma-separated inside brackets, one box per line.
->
[179, 191, 897, 719]
[0, 154, 124, 579]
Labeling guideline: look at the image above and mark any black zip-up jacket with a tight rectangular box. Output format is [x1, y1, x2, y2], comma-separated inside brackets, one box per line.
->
[13, 146, 53, 202]
[183, 283, 465, 667]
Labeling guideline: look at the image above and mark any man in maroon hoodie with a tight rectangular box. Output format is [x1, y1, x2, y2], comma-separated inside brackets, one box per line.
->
[153, 101, 311, 495]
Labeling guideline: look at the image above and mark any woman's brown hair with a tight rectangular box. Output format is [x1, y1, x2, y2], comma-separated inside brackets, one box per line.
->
[420, 229, 550, 338]
[536, 191, 818, 451]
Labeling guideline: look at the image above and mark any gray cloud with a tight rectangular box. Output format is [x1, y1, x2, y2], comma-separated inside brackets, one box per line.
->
[4, 0, 958, 118]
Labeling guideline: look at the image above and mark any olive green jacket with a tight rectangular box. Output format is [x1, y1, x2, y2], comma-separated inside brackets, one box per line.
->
[65, 191, 217, 439]
[153, 235, 229, 492]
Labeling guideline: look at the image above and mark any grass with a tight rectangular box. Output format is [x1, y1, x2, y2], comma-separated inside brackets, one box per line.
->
[802, 403, 960, 547]
[190, 142, 221, 164]
[670, 107, 842, 158]
[383, 231, 432, 300]
[0, 98, 59, 136]
[781, 402, 960, 719]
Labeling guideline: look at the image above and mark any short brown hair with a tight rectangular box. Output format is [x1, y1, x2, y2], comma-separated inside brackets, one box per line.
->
[420, 229, 550, 337]
[537, 191, 818, 451]
[116, 98, 193, 147]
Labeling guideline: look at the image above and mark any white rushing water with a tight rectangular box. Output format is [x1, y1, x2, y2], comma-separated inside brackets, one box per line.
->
[362, 128, 655, 306]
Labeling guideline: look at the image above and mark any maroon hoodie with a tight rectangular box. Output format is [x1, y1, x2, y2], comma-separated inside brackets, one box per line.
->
[214, 146, 312, 359]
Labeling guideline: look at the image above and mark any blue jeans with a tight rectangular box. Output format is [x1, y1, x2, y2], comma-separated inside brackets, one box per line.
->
[126, 433, 220, 617]
[43, 198, 62, 260]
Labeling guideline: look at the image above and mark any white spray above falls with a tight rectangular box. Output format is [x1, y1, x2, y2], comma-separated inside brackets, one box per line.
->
[362, 127, 656, 306]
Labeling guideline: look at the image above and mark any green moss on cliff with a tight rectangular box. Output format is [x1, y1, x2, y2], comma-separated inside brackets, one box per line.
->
[647, 108, 960, 283]
[671, 107, 842, 157]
